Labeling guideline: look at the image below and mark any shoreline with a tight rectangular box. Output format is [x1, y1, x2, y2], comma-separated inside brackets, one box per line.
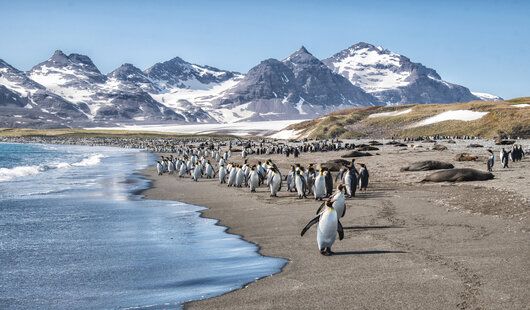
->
[140, 146, 529, 309]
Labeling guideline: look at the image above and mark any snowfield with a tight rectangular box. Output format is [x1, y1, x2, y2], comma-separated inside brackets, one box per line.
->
[89, 119, 306, 137]
[368, 108, 412, 118]
[412, 110, 488, 127]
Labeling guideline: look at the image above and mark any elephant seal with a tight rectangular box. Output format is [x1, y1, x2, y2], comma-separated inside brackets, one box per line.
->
[422, 168, 494, 182]
[455, 153, 479, 161]
[322, 159, 350, 171]
[341, 151, 373, 158]
[432, 144, 448, 151]
[400, 160, 454, 172]
[357, 145, 379, 151]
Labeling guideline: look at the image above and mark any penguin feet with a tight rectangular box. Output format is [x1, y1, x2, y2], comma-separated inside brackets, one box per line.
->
[320, 248, 333, 256]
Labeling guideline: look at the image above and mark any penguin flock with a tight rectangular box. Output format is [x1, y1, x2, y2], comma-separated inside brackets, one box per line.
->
[155, 145, 371, 256]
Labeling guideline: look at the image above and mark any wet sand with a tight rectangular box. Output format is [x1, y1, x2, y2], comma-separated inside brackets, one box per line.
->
[141, 141, 529, 309]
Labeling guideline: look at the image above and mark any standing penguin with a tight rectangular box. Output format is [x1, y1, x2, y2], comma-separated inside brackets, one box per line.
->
[487, 149, 495, 172]
[294, 170, 307, 199]
[306, 164, 316, 195]
[249, 165, 260, 192]
[313, 169, 326, 200]
[192, 165, 202, 182]
[287, 166, 296, 192]
[269, 167, 282, 197]
[500, 148, 510, 168]
[358, 164, 369, 191]
[227, 164, 237, 187]
[323, 168, 334, 197]
[235, 166, 245, 187]
[205, 161, 214, 178]
[219, 165, 227, 184]
[345, 163, 358, 198]
[178, 161, 188, 177]
[156, 161, 163, 175]
[301, 200, 344, 256]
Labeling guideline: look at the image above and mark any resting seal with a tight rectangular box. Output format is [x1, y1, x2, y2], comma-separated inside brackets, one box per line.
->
[422, 168, 493, 182]
[400, 160, 454, 172]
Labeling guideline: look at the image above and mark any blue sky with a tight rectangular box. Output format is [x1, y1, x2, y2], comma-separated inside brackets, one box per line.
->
[1, 0, 528, 98]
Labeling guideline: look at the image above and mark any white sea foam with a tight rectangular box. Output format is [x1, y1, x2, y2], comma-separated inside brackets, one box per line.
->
[72, 154, 104, 167]
[0, 154, 105, 182]
[0, 165, 43, 182]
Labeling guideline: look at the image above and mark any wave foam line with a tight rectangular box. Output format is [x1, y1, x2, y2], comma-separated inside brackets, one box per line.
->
[0, 154, 105, 182]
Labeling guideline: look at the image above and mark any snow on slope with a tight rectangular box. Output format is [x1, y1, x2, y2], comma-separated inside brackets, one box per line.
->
[471, 91, 502, 101]
[368, 108, 412, 118]
[325, 46, 411, 92]
[90, 119, 305, 137]
[412, 110, 488, 127]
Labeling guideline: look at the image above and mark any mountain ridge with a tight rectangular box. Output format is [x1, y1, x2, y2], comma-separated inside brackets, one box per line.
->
[0, 44, 500, 128]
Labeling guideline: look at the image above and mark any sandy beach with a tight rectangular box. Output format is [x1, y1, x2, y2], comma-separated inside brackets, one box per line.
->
[141, 141, 529, 309]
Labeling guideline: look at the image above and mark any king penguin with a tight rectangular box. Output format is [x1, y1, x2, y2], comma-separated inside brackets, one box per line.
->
[249, 165, 260, 192]
[313, 169, 326, 200]
[301, 200, 344, 256]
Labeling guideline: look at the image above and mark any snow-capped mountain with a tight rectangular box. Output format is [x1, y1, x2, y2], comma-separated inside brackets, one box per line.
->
[0, 43, 502, 128]
[28, 51, 182, 123]
[143, 57, 242, 123]
[217, 47, 380, 121]
[0, 58, 89, 128]
[323, 42, 487, 104]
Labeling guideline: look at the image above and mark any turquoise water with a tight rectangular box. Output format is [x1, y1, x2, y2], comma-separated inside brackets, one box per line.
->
[0, 143, 285, 309]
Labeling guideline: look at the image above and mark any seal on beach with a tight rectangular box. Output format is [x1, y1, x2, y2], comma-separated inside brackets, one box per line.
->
[422, 168, 494, 182]
[400, 160, 454, 172]
[301, 200, 344, 256]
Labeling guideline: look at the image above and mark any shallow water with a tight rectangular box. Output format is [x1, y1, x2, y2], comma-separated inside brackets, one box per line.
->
[0, 143, 285, 309]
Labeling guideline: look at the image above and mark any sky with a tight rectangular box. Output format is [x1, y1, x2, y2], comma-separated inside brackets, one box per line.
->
[0, 0, 528, 99]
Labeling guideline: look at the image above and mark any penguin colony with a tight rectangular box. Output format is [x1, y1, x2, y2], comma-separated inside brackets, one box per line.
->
[155, 143, 371, 256]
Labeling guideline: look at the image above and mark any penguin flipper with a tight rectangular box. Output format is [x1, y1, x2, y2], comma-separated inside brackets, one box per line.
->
[301, 216, 320, 237]
[316, 202, 326, 215]
[342, 205, 346, 217]
[337, 220, 344, 240]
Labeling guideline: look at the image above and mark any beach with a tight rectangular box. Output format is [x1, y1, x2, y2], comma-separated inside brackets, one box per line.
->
[142, 141, 530, 309]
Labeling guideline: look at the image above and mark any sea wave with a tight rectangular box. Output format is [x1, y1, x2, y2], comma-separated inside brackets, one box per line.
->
[0, 154, 105, 182]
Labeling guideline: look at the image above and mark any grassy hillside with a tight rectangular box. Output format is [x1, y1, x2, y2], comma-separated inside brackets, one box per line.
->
[288, 98, 530, 139]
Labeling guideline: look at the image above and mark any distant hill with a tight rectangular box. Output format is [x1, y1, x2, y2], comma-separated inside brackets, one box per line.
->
[287, 98, 530, 139]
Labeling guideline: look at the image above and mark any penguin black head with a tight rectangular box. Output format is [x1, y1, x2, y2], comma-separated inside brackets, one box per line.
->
[337, 184, 345, 191]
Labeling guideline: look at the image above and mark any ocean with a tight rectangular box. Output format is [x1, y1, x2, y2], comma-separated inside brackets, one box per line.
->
[0, 143, 285, 309]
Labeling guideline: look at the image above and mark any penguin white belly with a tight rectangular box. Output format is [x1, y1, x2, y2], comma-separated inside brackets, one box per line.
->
[317, 210, 338, 251]
[250, 173, 259, 191]
[219, 168, 227, 183]
[236, 170, 244, 187]
[228, 170, 237, 186]
[270, 174, 281, 195]
[314, 176, 325, 198]
[295, 177, 304, 197]
[344, 172, 352, 196]
[333, 193, 345, 217]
